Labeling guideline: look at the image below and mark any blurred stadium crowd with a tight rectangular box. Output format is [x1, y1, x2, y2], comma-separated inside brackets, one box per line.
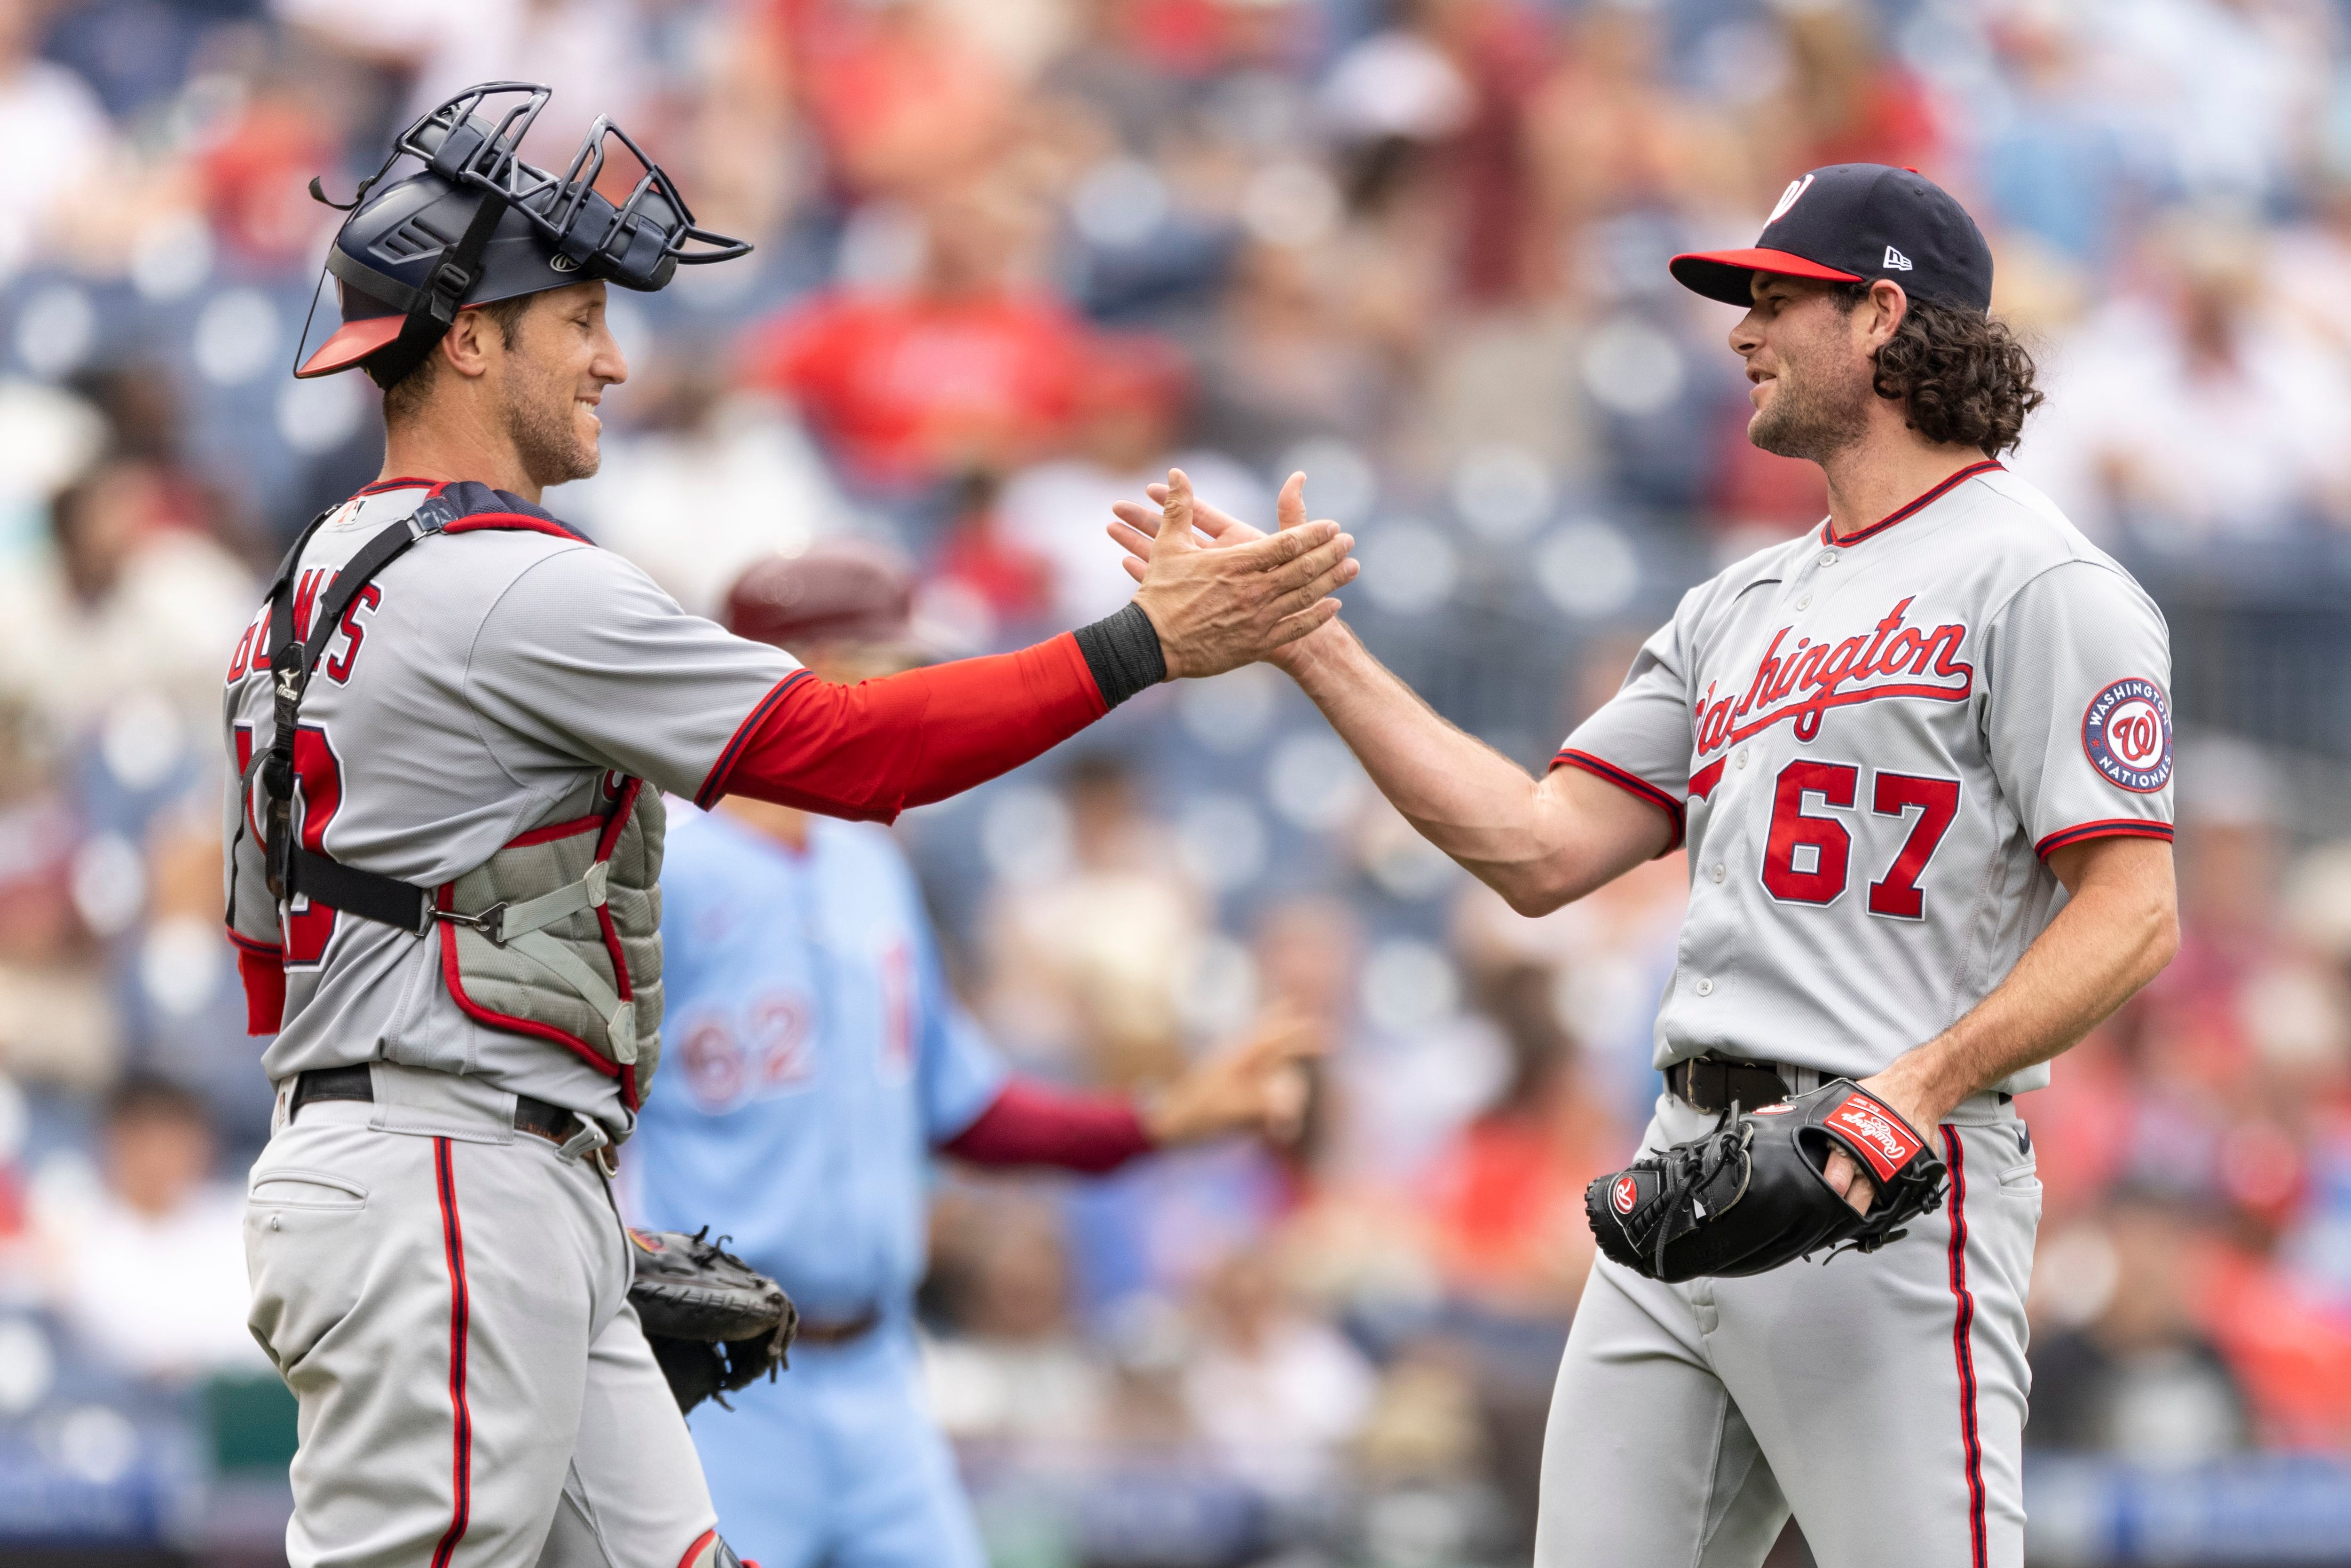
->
[5, 0, 2351, 1562]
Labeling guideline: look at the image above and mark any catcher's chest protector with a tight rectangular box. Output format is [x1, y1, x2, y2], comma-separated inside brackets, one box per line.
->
[250, 483, 669, 1108]
[440, 774, 668, 1107]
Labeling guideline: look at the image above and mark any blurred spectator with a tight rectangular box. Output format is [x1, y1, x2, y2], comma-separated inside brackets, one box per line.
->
[2021, 219, 2351, 539]
[1181, 1246, 1376, 1499]
[743, 179, 1092, 492]
[1751, 2, 1942, 179]
[925, 1190, 1112, 1451]
[2029, 1191, 2252, 1459]
[980, 754, 1205, 1088]
[274, 0, 654, 149]
[0, 459, 255, 744]
[0, 0, 111, 283]
[995, 337, 1266, 629]
[783, 0, 1018, 199]
[1416, 962, 1620, 1318]
[44, 1074, 264, 1383]
[568, 371, 860, 619]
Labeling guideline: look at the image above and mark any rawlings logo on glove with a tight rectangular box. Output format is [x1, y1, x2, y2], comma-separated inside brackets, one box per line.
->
[1583, 1080, 1949, 1283]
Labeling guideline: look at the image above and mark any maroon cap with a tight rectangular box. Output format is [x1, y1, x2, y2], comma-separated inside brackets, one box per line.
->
[724, 540, 915, 654]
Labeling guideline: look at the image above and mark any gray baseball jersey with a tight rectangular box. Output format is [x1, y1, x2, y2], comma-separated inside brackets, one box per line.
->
[1557, 461, 2173, 1091]
[221, 481, 798, 1135]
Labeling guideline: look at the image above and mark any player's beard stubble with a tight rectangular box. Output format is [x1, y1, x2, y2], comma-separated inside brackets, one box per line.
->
[1746, 340, 1874, 463]
[504, 365, 603, 490]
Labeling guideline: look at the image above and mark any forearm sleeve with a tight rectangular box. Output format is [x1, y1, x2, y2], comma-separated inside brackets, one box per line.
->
[699, 610, 1166, 817]
[939, 1077, 1156, 1174]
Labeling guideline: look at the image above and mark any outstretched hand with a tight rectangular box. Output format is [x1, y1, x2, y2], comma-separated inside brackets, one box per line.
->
[1141, 1011, 1324, 1148]
[1120, 470, 1354, 678]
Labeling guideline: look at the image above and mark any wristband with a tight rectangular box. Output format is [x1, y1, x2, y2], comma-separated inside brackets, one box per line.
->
[1073, 601, 1168, 709]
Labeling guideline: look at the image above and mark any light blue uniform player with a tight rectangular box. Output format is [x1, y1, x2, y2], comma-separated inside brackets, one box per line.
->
[621, 542, 1316, 1568]
[627, 802, 999, 1568]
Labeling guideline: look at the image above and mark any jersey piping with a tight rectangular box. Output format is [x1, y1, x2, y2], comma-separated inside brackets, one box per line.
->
[1822, 459, 2004, 547]
[1551, 747, 1687, 851]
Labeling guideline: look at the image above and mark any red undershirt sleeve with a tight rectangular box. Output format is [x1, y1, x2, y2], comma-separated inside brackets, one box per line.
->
[230, 932, 285, 1035]
[698, 631, 1112, 817]
[939, 1077, 1157, 1174]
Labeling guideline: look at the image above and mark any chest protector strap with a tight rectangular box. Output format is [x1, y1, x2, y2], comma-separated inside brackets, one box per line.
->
[251, 482, 666, 1108]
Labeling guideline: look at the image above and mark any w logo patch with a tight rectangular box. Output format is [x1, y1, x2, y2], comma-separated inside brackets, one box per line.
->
[1768, 174, 1815, 225]
[1883, 245, 1914, 271]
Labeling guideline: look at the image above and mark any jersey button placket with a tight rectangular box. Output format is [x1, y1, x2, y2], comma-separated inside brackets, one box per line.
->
[1694, 977, 1714, 997]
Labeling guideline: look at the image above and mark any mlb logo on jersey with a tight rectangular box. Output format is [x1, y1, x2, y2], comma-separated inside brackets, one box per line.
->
[2082, 678, 2172, 793]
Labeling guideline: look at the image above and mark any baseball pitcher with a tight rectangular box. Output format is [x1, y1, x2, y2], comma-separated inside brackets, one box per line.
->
[225, 84, 1354, 1568]
[1109, 165, 2177, 1568]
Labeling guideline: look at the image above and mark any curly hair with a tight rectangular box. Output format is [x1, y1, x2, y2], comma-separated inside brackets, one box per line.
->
[1832, 284, 2044, 457]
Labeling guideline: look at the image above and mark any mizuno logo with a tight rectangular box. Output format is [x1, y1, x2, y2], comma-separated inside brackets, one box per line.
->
[1884, 245, 1914, 271]
[550, 252, 581, 273]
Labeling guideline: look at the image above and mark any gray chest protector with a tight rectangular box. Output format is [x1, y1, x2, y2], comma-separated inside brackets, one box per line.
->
[249, 482, 667, 1110]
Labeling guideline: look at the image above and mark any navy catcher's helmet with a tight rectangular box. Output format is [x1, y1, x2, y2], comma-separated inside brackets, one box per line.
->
[295, 82, 749, 386]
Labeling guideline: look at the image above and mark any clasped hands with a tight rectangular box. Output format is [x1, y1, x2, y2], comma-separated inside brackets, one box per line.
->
[1123, 469, 1356, 678]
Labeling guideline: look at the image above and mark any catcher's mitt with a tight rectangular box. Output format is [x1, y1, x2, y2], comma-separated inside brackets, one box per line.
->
[628, 1227, 798, 1414]
[1585, 1079, 1948, 1283]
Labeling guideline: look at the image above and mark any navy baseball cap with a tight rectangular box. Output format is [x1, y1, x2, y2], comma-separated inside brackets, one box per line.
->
[1670, 164, 1993, 314]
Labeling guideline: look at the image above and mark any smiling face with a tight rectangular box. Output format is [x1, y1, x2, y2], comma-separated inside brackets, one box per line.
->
[1729, 273, 1883, 464]
[493, 281, 628, 489]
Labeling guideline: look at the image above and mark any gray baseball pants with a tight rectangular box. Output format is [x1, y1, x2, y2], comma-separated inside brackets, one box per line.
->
[244, 1063, 718, 1568]
[1535, 1092, 2041, 1568]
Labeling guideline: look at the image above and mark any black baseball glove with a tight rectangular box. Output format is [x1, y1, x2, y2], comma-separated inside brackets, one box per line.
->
[628, 1227, 798, 1414]
[1585, 1079, 1949, 1283]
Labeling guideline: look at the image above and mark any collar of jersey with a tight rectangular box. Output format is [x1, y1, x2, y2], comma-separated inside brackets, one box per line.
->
[347, 477, 593, 544]
[1820, 459, 2004, 548]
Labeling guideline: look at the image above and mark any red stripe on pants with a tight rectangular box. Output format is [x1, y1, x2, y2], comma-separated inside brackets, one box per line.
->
[431, 1138, 474, 1568]
[1942, 1127, 1987, 1568]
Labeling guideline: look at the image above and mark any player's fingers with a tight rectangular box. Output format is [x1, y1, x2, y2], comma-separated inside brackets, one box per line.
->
[1275, 471, 1307, 532]
[1107, 517, 1158, 562]
[1237, 526, 1344, 585]
[1158, 468, 1198, 551]
[1268, 557, 1358, 621]
[1823, 1148, 1873, 1213]
[1265, 597, 1342, 646]
[1121, 553, 1146, 583]
[1264, 533, 1356, 594]
[1110, 499, 1163, 539]
[1229, 518, 1338, 569]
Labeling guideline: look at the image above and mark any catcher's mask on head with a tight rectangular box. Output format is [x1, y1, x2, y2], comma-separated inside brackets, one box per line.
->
[293, 81, 750, 387]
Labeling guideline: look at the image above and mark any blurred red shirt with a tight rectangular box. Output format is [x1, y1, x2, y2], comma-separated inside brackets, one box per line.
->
[745, 290, 1093, 488]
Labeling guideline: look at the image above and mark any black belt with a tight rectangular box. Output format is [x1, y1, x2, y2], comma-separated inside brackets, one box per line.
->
[1665, 1057, 1793, 1115]
[288, 1064, 586, 1147]
[792, 1308, 882, 1347]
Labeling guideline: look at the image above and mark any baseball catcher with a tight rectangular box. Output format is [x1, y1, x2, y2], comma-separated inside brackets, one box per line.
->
[232, 80, 1354, 1568]
[1585, 1079, 1948, 1283]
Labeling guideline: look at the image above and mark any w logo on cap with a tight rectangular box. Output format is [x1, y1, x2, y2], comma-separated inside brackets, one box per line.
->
[1883, 245, 1914, 271]
[1768, 174, 1815, 225]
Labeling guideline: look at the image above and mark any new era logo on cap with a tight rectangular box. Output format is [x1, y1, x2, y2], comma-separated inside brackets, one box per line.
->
[1669, 164, 1991, 313]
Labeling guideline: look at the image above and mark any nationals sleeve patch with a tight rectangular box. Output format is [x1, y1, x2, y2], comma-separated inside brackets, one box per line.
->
[2081, 678, 2172, 793]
